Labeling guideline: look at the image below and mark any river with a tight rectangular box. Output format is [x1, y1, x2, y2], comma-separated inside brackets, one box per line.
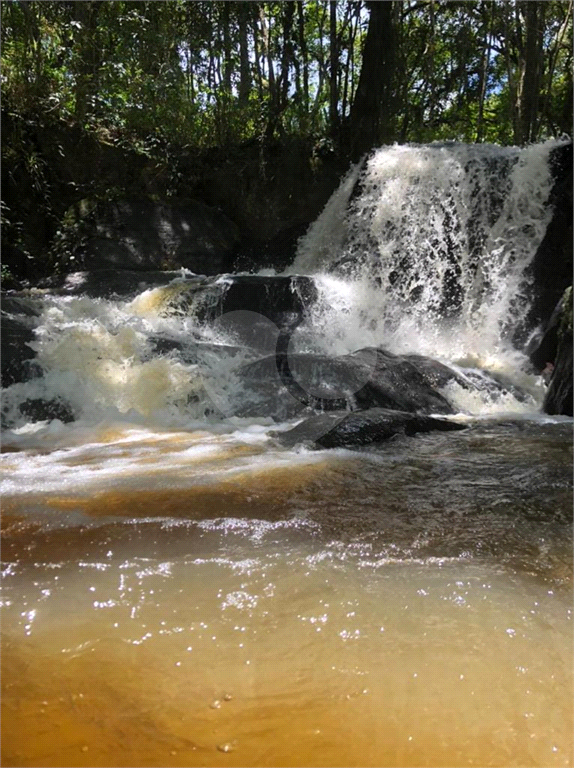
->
[1, 141, 572, 767]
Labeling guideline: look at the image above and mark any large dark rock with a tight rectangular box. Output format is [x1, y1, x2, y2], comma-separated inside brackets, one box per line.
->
[526, 287, 568, 371]
[211, 275, 317, 322]
[543, 286, 573, 417]
[0, 295, 42, 387]
[275, 407, 467, 449]
[196, 139, 346, 274]
[231, 348, 456, 421]
[346, 348, 456, 413]
[70, 195, 240, 275]
[402, 354, 468, 391]
[161, 274, 318, 335]
[2, 111, 345, 283]
[18, 398, 75, 424]
[41, 273, 318, 341]
[528, 141, 573, 329]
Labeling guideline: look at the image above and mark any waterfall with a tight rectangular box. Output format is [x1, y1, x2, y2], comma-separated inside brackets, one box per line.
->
[2, 140, 568, 431]
[287, 140, 567, 365]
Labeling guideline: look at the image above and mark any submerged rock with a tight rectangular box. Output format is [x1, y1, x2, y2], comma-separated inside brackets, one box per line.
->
[543, 286, 573, 417]
[18, 398, 75, 424]
[233, 347, 455, 420]
[276, 407, 467, 449]
[148, 335, 243, 363]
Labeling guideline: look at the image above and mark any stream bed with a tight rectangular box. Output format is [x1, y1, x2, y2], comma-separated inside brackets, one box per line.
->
[1, 416, 572, 767]
[2, 140, 573, 766]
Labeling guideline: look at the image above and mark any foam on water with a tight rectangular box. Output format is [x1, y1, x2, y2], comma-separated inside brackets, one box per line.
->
[288, 141, 567, 390]
[1, 283, 251, 431]
[0, 424, 327, 500]
[1, 139, 569, 456]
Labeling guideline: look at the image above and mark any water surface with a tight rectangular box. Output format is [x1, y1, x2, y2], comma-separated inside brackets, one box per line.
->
[2, 419, 572, 767]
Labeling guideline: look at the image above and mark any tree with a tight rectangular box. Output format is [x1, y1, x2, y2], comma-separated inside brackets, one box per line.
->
[1, 0, 572, 150]
[348, 1, 396, 158]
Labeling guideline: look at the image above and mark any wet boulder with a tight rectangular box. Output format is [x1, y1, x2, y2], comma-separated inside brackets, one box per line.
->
[214, 275, 317, 327]
[232, 353, 359, 420]
[147, 274, 318, 355]
[543, 286, 573, 417]
[18, 398, 75, 424]
[231, 347, 455, 421]
[0, 295, 42, 387]
[44, 273, 318, 339]
[348, 348, 455, 413]
[163, 274, 318, 332]
[403, 354, 469, 390]
[527, 286, 570, 372]
[148, 335, 244, 365]
[275, 408, 466, 449]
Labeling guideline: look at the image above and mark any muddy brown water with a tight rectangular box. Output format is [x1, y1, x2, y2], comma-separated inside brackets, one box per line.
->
[1, 419, 572, 767]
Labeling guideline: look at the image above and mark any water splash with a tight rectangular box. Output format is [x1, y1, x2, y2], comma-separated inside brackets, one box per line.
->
[1, 141, 565, 430]
[289, 140, 566, 365]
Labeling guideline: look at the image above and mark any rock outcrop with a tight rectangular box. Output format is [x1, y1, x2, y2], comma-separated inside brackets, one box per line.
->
[232, 348, 456, 421]
[0, 296, 41, 387]
[275, 407, 466, 449]
[68, 195, 240, 275]
[543, 286, 573, 417]
[527, 285, 573, 416]
[528, 141, 573, 329]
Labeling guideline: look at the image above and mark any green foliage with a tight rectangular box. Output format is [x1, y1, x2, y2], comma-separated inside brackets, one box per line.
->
[1, 0, 571, 285]
[1, 262, 14, 283]
[1, 0, 571, 151]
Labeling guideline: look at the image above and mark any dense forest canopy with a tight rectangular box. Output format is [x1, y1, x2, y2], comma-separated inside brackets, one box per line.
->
[2, 0, 573, 151]
[1, 1, 572, 286]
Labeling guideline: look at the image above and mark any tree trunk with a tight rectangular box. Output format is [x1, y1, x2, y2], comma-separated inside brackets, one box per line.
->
[297, 1, 309, 122]
[222, 2, 233, 95]
[73, 1, 102, 124]
[252, 4, 265, 101]
[238, 2, 251, 105]
[519, 1, 543, 144]
[348, 0, 396, 159]
[503, 3, 520, 144]
[476, 1, 495, 143]
[279, 2, 295, 113]
[329, 1, 339, 136]
[538, 1, 572, 137]
[260, 3, 278, 138]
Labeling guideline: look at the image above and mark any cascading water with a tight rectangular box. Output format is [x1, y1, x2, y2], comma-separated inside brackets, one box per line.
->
[1, 141, 572, 768]
[288, 140, 564, 368]
[1, 139, 569, 431]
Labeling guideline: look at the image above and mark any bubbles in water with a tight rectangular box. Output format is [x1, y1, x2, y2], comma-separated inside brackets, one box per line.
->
[289, 140, 567, 372]
[1, 140, 568, 433]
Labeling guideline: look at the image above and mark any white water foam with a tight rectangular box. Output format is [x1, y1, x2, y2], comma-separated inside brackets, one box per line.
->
[1, 141, 566, 437]
[289, 141, 565, 360]
[285, 140, 568, 414]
